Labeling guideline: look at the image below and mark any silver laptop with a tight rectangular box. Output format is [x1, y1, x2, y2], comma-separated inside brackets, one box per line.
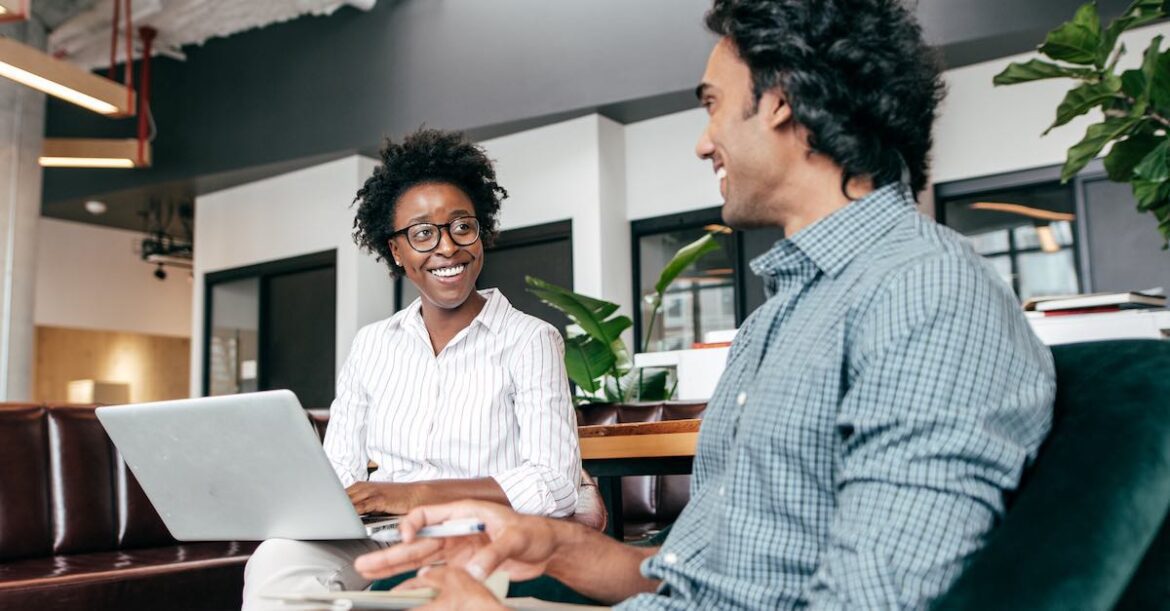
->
[96, 390, 395, 541]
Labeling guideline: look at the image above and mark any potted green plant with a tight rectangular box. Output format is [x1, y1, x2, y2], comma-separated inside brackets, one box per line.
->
[525, 230, 723, 404]
[993, 0, 1170, 245]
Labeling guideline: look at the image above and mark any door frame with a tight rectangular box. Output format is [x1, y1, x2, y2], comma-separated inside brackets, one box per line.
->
[202, 249, 337, 396]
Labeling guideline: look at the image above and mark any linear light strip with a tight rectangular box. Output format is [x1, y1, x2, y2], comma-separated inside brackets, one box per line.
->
[0, 61, 121, 115]
[39, 157, 136, 169]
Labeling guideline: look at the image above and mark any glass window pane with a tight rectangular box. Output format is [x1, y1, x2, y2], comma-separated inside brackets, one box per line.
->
[1049, 220, 1075, 246]
[1018, 249, 1079, 300]
[209, 278, 260, 395]
[985, 255, 1014, 288]
[941, 181, 1081, 302]
[1013, 225, 1040, 250]
[967, 230, 1009, 255]
[640, 228, 737, 352]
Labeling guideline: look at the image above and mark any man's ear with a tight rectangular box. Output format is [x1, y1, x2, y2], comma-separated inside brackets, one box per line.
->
[759, 89, 792, 130]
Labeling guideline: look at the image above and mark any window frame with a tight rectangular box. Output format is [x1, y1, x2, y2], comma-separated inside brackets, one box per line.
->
[630, 206, 749, 354]
[934, 159, 1104, 294]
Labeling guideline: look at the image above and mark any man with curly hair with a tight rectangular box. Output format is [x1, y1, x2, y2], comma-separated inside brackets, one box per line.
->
[241, 129, 581, 609]
[353, 1, 1055, 608]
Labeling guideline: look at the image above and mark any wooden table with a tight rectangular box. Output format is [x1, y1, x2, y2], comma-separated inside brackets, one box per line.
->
[579, 419, 700, 540]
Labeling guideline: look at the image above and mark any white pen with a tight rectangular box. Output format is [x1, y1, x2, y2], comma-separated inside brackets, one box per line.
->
[370, 519, 486, 544]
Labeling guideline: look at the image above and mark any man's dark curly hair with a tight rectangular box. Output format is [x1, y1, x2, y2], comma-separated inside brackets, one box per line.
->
[706, 0, 945, 195]
[352, 129, 507, 277]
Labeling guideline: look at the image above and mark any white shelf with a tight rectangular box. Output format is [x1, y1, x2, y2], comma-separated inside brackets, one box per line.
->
[634, 347, 730, 401]
[1027, 309, 1170, 345]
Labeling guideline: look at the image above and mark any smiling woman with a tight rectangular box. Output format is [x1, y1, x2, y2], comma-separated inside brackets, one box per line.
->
[241, 129, 582, 610]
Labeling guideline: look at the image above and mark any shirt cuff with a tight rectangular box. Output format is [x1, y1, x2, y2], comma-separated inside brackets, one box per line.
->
[493, 466, 578, 518]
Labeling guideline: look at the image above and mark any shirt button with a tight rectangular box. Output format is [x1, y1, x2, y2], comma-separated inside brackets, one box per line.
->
[663, 552, 679, 565]
[719, 486, 726, 497]
[736, 392, 747, 406]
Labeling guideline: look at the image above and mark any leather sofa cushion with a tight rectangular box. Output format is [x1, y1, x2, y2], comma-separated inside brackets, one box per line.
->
[0, 406, 52, 562]
[0, 541, 257, 591]
[114, 455, 175, 550]
[0, 541, 258, 611]
[47, 406, 117, 556]
[306, 409, 330, 442]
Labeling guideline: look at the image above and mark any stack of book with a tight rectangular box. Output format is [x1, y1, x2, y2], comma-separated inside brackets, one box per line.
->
[1025, 291, 1167, 316]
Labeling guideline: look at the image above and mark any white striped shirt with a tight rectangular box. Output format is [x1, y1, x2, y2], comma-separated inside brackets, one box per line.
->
[323, 288, 580, 517]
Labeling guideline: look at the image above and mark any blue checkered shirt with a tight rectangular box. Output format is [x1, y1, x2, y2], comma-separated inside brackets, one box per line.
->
[620, 183, 1055, 610]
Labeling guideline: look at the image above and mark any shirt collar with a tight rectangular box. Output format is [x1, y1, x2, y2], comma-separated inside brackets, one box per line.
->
[751, 182, 915, 280]
[393, 288, 508, 336]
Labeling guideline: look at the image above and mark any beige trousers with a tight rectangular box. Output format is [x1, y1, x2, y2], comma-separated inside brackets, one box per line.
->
[241, 538, 392, 610]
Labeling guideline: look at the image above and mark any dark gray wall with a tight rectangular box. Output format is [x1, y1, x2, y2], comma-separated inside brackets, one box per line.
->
[43, 0, 1160, 230]
[1083, 179, 1170, 294]
[43, 0, 716, 206]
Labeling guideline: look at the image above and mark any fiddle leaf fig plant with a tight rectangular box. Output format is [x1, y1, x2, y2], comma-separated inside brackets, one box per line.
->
[993, 0, 1170, 245]
[526, 229, 725, 404]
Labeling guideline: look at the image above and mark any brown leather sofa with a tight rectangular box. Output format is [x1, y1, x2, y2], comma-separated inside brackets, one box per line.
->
[0, 403, 258, 611]
[576, 401, 706, 540]
[0, 400, 685, 608]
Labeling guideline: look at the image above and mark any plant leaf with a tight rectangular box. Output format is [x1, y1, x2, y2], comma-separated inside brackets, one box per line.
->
[1039, 2, 1104, 66]
[634, 370, 670, 402]
[1137, 36, 1166, 108]
[1132, 139, 1170, 210]
[525, 276, 620, 345]
[655, 233, 722, 295]
[1149, 49, 1170, 112]
[563, 335, 614, 393]
[1102, 0, 1167, 61]
[993, 59, 1097, 86]
[1062, 116, 1141, 182]
[1103, 129, 1161, 181]
[612, 338, 633, 377]
[1046, 80, 1120, 134]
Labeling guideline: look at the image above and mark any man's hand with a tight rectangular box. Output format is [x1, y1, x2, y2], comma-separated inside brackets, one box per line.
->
[354, 500, 562, 583]
[405, 566, 508, 611]
[346, 481, 418, 515]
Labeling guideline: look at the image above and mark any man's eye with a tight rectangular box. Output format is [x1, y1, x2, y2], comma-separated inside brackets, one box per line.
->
[412, 228, 433, 239]
[454, 222, 471, 232]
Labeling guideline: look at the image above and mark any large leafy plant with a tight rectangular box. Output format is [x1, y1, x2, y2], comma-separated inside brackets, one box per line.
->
[993, 0, 1170, 245]
[526, 230, 722, 404]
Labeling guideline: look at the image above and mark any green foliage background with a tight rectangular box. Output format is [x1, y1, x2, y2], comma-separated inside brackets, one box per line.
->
[994, 0, 1170, 245]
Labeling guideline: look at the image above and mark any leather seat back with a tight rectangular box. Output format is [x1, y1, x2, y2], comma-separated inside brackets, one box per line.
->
[0, 404, 176, 563]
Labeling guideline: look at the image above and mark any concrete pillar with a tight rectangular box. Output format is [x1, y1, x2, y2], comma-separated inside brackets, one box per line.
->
[0, 18, 46, 400]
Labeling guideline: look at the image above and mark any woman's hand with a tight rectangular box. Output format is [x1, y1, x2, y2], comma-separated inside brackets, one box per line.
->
[354, 500, 565, 583]
[346, 481, 419, 515]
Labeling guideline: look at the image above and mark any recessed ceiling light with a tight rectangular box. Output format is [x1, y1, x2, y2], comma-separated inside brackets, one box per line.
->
[84, 200, 108, 215]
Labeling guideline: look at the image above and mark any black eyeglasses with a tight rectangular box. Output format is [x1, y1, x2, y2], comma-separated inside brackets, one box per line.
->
[389, 216, 481, 253]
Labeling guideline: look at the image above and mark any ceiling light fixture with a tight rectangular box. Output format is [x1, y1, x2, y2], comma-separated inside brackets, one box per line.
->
[40, 138, 151, 169]
[969, 202, 1075, 222]
[0, 0, 28, 23]
[0, 37, 134, 116]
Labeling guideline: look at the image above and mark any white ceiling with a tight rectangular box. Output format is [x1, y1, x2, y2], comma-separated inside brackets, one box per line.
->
[48, 0, 375, 69]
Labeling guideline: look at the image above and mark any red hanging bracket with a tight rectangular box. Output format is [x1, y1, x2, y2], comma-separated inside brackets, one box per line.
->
[137, 26, 155, 168]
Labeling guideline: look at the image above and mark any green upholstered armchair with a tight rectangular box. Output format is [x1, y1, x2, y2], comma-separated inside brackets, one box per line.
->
[935, 339, 1170, 611]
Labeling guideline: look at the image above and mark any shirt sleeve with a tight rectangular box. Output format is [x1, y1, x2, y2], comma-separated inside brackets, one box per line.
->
[492, 324, 582, 517]
[323, 326, 372, 488]
[804, 255, 1055, 609]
